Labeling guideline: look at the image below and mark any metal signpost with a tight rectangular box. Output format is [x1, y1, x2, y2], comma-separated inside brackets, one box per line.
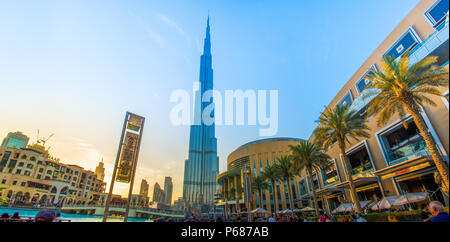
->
[102, 112, 145, 222]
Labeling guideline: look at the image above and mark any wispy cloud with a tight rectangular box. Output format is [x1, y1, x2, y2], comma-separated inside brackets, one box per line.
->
[157, 14, 185, 36]
[147, 28, 164, 45]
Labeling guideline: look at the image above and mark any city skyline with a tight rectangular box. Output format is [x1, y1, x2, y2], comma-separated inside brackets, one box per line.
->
[0, 0, 421, 201]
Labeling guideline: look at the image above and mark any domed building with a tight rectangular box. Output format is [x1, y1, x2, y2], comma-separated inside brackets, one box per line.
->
[216, 137, 305, 215]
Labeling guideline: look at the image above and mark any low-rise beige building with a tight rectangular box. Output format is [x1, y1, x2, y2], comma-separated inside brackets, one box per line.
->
[0, 133, 106, 206]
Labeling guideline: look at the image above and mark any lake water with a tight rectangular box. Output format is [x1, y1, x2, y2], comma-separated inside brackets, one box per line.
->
[0, 207, 153, 222]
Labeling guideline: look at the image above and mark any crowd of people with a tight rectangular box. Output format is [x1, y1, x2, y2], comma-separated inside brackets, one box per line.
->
[155, 201, 448, 223]
[1, 200, 447, 222]
[0, 210, 62, 222]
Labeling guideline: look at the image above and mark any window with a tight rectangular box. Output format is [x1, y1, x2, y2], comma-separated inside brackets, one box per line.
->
[337, 90, 353, 107]
[37, 174, 41, 179]
[378, 118, 429, 165]
[322, 160, 339, 185]
[15, 169, 21, 174]
[344, 143, 374, 175]
[12, 181, 17, 185]
[355, 65, 378, 94]
[47, 170, 52, 175]
[30, 156, 36, 161]
[26, 164, 33, 169]
[298, 179, 307, 196]
[0, 152, 11, 170]
[21, 182, 26, 187]
[1, 179, 6, 184]
[424, 0, 449, 28]
[24, 170, 31, 176]
[18, 162, 24, 167]
[384, 27, 421, 60]
[38, 168, 44, 173]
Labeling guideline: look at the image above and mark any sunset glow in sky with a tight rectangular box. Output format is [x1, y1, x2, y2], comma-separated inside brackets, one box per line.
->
[0, 0, 419, 202]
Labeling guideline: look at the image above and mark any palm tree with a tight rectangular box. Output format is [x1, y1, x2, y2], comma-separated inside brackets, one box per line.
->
[274, 155, 295, 211]
[289, 141, 331, 216]
[363, 53, 449, 194]
[229, 187, 236, 214]
[252, 175, 267, 209]
[262, 165, 281, 213]
[236, 185, 243, 213]
[313, 104, 370, 213]
[223, 185, 229, 217]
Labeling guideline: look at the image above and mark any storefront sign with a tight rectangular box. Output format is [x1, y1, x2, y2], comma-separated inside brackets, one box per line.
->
[380, 162, 430, 180]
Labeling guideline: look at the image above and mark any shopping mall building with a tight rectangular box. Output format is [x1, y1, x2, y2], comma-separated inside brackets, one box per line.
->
[216, 137, 305, 214]
[216, 0, 449, 215]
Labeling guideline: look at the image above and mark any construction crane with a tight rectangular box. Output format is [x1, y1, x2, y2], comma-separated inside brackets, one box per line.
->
[35, 129, 54, 147]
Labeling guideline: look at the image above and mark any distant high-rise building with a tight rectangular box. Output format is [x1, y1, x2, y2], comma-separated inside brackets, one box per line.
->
[94, 160, 105, 181]
[182, 16, 219, 212]
[1, 131, 29, 149]
[164, 176, 173, 205]
[140, 179, 149, 197]
[152, 182, 165, 203]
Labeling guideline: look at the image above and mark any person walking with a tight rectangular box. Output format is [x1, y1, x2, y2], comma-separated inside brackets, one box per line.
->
[428, 201, 449, 222]
[353, 212, 367, 222]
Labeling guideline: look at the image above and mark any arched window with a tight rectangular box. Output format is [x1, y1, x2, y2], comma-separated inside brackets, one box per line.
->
[60, 186, 68, 195]
[30, 156, 36, 161]
[23, 192, 30, 202]
[21, 155, 27, 159]
[51, 187, 57, 194]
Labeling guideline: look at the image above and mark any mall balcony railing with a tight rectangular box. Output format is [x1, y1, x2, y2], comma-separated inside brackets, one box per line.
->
[349, 20, 449, 115]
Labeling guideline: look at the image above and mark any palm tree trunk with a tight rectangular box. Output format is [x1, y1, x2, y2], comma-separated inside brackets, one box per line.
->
[338, 141, 362, 213]
[306, 166, 320, 216]
[260, 188, 264, 209]
[403, 102, 449, 195]
[286, 177, 295, 210]
[271, 179, 279, 213]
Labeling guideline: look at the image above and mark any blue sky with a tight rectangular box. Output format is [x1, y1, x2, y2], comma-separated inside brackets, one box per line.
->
[0, 0, 420, 201]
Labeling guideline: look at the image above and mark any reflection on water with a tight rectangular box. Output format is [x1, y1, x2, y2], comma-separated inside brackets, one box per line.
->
[0, 208, 153, 222]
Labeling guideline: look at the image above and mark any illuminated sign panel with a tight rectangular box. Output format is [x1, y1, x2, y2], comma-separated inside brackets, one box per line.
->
[116, 131, 139, 183]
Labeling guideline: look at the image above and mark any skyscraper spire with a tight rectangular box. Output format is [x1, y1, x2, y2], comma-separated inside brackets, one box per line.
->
[183, 15, 218, 214]
[203, 15, 211, 56]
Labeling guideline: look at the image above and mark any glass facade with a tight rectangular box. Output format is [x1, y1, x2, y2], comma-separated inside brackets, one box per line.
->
[322, 160, 339, 186]
[338, 91, 353, 107]
[298, 179, 307, 196]
[425, 0, 449, 27]
[346, 145, 373, 175]
[384, 28, 420, 60]
[379, 119, 430, 165]
[182, 17, 219, 210]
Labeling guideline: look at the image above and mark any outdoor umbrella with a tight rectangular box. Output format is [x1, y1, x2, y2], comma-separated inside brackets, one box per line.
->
[251, 208, 269, 214]
[349, 200, 373, 212]
[370, 196, 404, 211]
[300, 206, 316, 212]
[293, 208, 302, 213]
[396, 192, 428, 206]
[282, 209, 293, 214]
